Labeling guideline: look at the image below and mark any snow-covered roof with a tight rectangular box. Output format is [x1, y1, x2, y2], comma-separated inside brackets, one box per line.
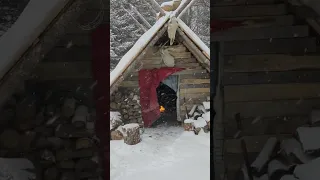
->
[110, 14, 171, 86]
[176, 18, 210, 58]
[110, 12, 210, 87]
[0, 0, 69, 81]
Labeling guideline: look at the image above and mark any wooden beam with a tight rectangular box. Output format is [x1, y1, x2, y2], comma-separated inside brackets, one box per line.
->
[213, 0, 281, 6]
[110, 24, 168, 95]
[212, 25, 309, 41]
[224, 116, 308, 138]
[212, 4, 287, 18]
[172, 0, 192, 17]
[224, 54, 320, 72]
[0, 0, 88, 108]
[223, 37, 317, 55]
[130, 4, 152, 29]
[31, 61, 92, 81]
[224, 70, 320, 85]
[224, 83, 320, 102]
[225, 99, 320, 119]
[178, 0, 198, 18]
[225, 135, 290, 153]
[219, 15, 294, 27]
[177, 28, 210, 72]
[306, 18, 320, 36]
[121, 5, 147, 32]
[145, 0, 165, 16]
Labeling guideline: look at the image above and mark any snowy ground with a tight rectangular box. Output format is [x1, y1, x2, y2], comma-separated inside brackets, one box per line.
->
[110, 125, 210, 180]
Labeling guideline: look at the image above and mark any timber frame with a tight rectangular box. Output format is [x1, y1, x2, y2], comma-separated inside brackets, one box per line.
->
[0, 0, 89, 108]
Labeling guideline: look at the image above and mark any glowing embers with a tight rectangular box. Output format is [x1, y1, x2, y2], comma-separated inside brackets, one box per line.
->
[160, 105, 165, 113]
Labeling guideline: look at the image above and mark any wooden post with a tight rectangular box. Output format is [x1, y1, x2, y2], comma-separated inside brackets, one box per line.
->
[177, 28, 210, 72]
[110, 24, 168, 95]
[130, 4, 152, 28]
[145, 0, 165, 16]
[121, 5, 147, 32]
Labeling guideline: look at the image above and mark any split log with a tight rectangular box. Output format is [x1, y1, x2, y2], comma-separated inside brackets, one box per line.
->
[111, 128, 124, 140]
[310, 109, 320, 125]
[280, 175, 298, 180]
[72, 105, 89, 128]
[58, 160, 75, 169]
[44, 167, 59, 180]
[41, 150, 56, 163]
[62, 98, 76, 118]
[75, 159, 99, 171]
[268, 160, 289, 180]
[15, 97, 37, 130]
[281, 138, 313, 164]
[0, 129, 21, 149]
[0, 108, 14, 127]
[251, 137, 279, 175]
[75, 138, 93, 149]
[19, 132, 36, 151]
[188, 105, 197, 117]
[61, 172, 76, 180]
[296, 127, 320, 154]
[122, 123, 140, 145]
[56, 148, 94, 161]
[294, 157, 320, 180]
[183, 119, 194, 131]
[55, 124, 93, 138]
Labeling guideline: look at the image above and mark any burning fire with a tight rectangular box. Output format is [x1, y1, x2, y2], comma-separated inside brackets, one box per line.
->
[160, 105, 165, 113]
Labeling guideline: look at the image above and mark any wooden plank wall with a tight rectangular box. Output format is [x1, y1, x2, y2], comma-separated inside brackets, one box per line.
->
[23, 2, 108, 104]
[222, 54, 320, 179]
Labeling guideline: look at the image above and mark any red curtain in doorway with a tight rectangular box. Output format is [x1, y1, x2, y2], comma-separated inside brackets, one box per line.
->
[139, 67, 184, 127]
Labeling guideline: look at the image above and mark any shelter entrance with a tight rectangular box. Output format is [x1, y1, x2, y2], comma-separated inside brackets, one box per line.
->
[152, 76, 179, 127]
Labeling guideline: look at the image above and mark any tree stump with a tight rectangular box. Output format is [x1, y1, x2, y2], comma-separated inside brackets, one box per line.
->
[183, 119, 194, 131]
[122, 124, 140, 145]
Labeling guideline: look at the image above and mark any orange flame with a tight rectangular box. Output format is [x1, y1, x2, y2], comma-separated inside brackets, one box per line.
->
[160, 105, 165, 113]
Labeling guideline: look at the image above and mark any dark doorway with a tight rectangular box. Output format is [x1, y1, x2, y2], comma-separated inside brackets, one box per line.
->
[152, 81, 178, 127]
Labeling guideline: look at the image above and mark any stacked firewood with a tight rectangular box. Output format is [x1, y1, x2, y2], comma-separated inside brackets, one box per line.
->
[0, 91, 102, 180]
[110, 112, 141, 145]
[240, 109, 320, 180]
[110, 90, 143, 125]
[183, 101, 210, 135]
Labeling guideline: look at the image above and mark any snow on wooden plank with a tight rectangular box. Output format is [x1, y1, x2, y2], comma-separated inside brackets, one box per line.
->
[203, 102, 210, 110]
[297, 127, 320, 153]
[176, 18, 210, 58]
[280, 138, 313, 164]
[294, 157, 320, 180]
[110, 14, 170, 87]
[251, 137, 278, 173]
[0, 0, 69, 80]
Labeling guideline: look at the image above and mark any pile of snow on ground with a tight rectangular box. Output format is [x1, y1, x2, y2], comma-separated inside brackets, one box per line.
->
[110, 126, 210, 180]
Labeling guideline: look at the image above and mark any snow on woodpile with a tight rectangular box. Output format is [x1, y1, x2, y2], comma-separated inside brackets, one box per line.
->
[176, 18, 210, 58]
[110, 111, 123, 130]
[110, 14, 170, 86]
[183, 101, 210, 135]
[242, 110, 320, 180]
